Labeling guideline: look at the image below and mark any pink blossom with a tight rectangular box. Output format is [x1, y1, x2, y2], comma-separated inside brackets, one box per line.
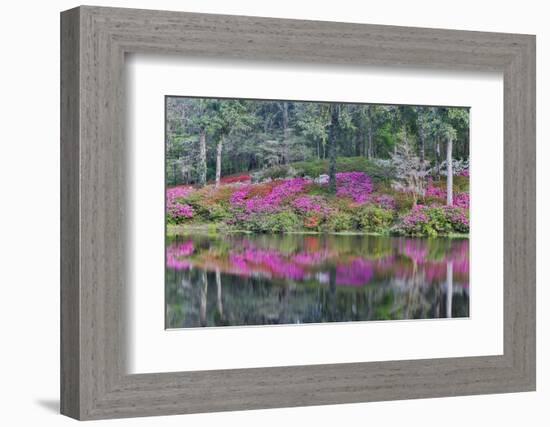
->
[373, 194, 396, 210]
[453, 192, 469, 209]
[334, 172, 373, 204]
[292, 195, 330, 216]
[166, 186, 194, 220]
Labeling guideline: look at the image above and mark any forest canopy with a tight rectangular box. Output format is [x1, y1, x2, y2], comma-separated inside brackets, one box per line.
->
[166, 97, 469, 187]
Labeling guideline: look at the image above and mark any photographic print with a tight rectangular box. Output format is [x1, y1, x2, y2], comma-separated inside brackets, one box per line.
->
[165, 97, 470, 329]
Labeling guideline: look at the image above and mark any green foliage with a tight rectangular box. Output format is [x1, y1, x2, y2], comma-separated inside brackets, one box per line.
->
[326, 212, 355, 232]
[290, 157, 393, 183]
[207, 204, 232, 222]
[244, 211, 301, 233]
[355, 206, 394, 233]
[291, 159, 328, 178]
[454, 175, 469, 192]
[167, 98, 470, 188]
[392, 191, 415, 212]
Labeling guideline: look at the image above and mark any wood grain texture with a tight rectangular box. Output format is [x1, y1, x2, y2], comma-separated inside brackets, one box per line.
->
[60, 5, 536, 420]
[60, 7, 80, 419]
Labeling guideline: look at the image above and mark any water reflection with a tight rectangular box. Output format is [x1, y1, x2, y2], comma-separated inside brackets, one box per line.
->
[166, 234, 469, 328]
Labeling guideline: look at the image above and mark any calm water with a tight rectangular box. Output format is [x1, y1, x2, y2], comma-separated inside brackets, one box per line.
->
[165, 234, 469, 328]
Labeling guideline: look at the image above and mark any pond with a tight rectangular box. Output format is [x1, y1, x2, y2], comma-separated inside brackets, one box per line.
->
[165, 234, 469, 328]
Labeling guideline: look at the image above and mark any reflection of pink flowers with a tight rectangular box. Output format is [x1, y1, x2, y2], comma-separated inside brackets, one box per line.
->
[399, 239, 428, 264]
[293, 250, 330, 265]
[166, 240, 194, 270]
[167, 236, 469, 289]
[336, 259, 374, 286]
[230, 250, 306, 280]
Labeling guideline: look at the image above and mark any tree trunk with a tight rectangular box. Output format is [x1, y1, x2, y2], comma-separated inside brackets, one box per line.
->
[216, 269, 223, 319]
[199, 271, 208, 327]
[419, 128, 426, 172]
[446, 136, 453, 205]
[328, 104, 339, 193]
[198, 129, 207, 187]
[446, 261, 453, 318]
[282, 102, 290, 164]
[316, 139, 320, 159]
[367, 107, 373, 159]
[215, 135, 224, 187]
[435, 138, 441, 180]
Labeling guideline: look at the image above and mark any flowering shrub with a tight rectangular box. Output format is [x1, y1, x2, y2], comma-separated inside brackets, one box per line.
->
[220, 173, 251, 184]
[425, 180, 446, 199]
[394, 205, 469, 236]
[372, 194, 396, 210]
[443, 206, 469, 233]
[292, 195, 330, 216]
[168, 203, 194, 220]
[397, 206, 430, 235]
[230, 185, 251, 208]
[230, 178, 309, 215]
[166, 186, 194, 222]
[453, 192, 470, 209]
[166, 168, 468, 236]
[303, 214, 322, 230]
[335, 172, 373, 204]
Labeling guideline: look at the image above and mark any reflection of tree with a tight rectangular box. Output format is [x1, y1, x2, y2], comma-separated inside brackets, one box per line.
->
[199, 271, 208, 327]
[165, 234, 470, 327]
[446, 261, 453, 318]
[216, 269, 223, 319]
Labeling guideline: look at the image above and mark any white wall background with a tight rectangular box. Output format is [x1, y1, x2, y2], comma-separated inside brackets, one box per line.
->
[0, 0, 547, 425]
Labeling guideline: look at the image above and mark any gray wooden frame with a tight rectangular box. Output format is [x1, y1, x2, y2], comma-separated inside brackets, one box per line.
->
[60, 5, 536, 420]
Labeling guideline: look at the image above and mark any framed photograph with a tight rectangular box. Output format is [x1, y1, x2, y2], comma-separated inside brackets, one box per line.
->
[61, 6, 536, 420]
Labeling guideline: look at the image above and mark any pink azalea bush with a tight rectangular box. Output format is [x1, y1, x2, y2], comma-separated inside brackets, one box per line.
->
[166, 168, 468, 236]
[425, 179, 446, 199]
[292, 195, 331, 216]
[335, 172, 373, 204]
[230, 178, 309, 214]
[372, 194, 396, 210]
[453, 192, 470, 209]
[166, 186, 194, 222]
[395, 205, 469, 236]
